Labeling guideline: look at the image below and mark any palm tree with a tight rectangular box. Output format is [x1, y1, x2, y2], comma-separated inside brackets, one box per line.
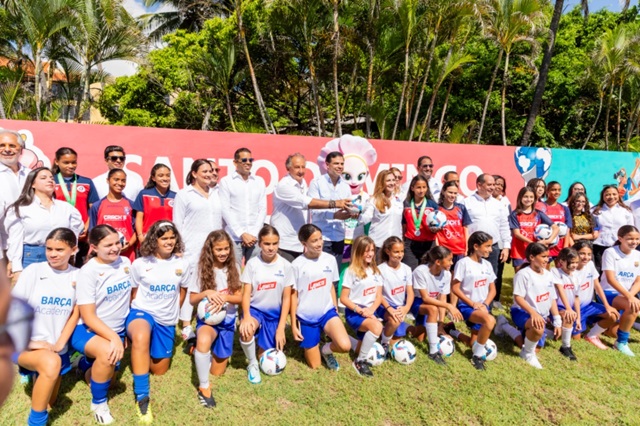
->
[140, 0, 230, 41]
[327, 0, 343, 136]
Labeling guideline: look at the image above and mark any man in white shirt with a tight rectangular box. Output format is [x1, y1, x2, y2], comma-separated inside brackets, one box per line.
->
[463, 173, 511, 307]
[401, 155, 441, 201]
[308, 152, 353, 268]
[271, 153, 351, 261]
[0, 129, 31, 259]
[92, 145, 144, 201]
[208, 160, 220, 189]
[219, 148, 267, 264]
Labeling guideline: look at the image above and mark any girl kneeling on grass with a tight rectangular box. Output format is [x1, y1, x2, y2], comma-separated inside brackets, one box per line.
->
[448, 231, 497, 371]
[239, 225, 293, 385]
[549, 248, 580, 361]
[340, 235, 383, 377]
[598, 225, 640, 356]
[408, 246, 462, 366]
[188, 230, 242, 408]
[375, 237, 414, 354]
[291, 224, 352, 371]
[126, 221, 191, 423]
[13, 228, 79, 426]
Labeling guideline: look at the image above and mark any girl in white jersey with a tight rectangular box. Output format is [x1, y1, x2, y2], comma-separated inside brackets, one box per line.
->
[549, 248, 580, 361]
[375, 237, 414, 354]
[125, 221, 191, 423]
[13, 228, 79, 426]
[598, 225, 640, 356]
[70, 225, 132, 424]
[188, 230, 242, 408]
[449, 231, 497, 371]
[291, 224, 351, 371]
[239, 225, 293, 385]
[408, 246, 462, 366]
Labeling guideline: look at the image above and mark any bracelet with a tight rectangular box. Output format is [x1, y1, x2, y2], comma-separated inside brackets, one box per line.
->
[385, 306, 392, 311]
[329, 199, 336, 209]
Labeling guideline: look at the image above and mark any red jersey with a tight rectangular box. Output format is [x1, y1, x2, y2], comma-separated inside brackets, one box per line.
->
[509, 209, 553, 260]
[539, 203, 572, 257]
[89, 197, 136, 261]
[132, 187, 177, 234]
[53, 174, 99, 224]
[437, 203, 472, 255]
[402, 199, 439, 242]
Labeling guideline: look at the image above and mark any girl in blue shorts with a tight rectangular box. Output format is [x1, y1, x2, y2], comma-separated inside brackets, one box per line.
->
[291, 224, 351, 371]
[13, 228, 79, 426]
[549, 247, 580, 361]
[188, 230, 242, 408]
[126, 221, 191, 423]
[71, 225, 132, 424]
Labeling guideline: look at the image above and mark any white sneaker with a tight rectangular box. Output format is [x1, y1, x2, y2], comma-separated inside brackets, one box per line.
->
[181, 325, 195, 341]
[519, 349, 543, 369]
[494, 315, 508, 337]
[247, 362, 262, 384]
[91, 402, 114, 425]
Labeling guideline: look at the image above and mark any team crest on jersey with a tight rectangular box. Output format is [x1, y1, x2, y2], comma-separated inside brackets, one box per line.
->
[124, 267, 130, 274]
[77, 186, 86, 193]
[175, 269, 183, 276]
[635, 262, 639, 267]
[71, 281, 76, 288]
[124, 207, 131, 215]
[168, 199, 175, 207]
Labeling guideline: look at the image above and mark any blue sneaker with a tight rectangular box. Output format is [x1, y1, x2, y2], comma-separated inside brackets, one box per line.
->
[247, 362, 262, 384]
[615, 341, 635, 357]
[321, 351, 340, 371]
[19, 372, 32, 386]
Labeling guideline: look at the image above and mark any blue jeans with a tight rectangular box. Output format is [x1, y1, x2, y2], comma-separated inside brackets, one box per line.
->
[23, 244, 46, 269]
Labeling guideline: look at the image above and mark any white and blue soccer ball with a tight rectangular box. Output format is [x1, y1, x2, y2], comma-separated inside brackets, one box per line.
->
[391, 340, 417, 365]
[366, 342, 386, 366]
[484, 339, 498, 361]
[196, 298, 227, 326]
[438, 335, 455, 357]
[514, 147, 552, 184]
[259, 349, 287, 376]
[426, 210, 448, 230]
[534, 224, 553, 241]
[555, 222, 568, 238]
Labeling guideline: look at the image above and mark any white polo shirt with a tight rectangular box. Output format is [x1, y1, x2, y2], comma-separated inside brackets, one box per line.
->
[0, 162, 30, 253]
[218, 171, 267, 241]
[270, 174, 313, 252]
[173, 185, 222, 262]
[463, 192, 512, 249]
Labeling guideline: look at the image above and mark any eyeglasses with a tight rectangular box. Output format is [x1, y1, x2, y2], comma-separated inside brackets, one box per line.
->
[107, 155, 126, 162]
[420, 164, 434, 169]
[212, 168, 220, 172]
[394, 175, 403, 180]
[238, 158, 254, 163]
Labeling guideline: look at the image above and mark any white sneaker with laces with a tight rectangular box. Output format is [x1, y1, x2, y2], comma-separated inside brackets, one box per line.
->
[91, 402, 114, 425]
[519, 349, 543, 369]
[181, 325, 195, 341]
[247, 362, 262, 384]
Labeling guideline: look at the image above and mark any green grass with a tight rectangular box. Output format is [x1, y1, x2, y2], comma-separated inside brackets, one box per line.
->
[3, 265, 640, 425]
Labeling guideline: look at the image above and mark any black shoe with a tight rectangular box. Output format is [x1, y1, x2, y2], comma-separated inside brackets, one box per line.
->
[559, 346, 577, 361]
[443, 322, 457, 335]
[197, 388, 217, 408]
[471, 355, 486, 371]
[428, 352, 447, 366]
[183, 337, 197, 355]
[352, 360, 374, 377]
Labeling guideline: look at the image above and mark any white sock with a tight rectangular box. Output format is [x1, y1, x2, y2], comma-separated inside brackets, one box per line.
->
[179, 293, 194, 322]
[472, 341, 487, 358]
[321, 342, 333, 356]
[561, 327, 572, 348]
[348, 335, 359, 351]
[586, 324, 606, 338]
[523, 337, 537, 354]
[503, 323, 522, 342]
[194, 350, 211, 389]
[357, 331, 379, 362]
[381, 332, 392, 345]
[240, 338, 258, 365]
[426, 323, 439, 354]
[449, 329, 461, 339]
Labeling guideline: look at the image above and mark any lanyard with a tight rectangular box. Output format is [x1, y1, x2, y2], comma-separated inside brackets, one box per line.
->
[411, 199, 427, 235]
[57, 173, 77, 207]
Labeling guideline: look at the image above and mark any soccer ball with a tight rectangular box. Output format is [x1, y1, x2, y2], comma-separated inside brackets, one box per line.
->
[391, 340, 417, 365]
[259, 349, 287, 376]
[366, 342, 386, 367]
[426, 210, 448, 230]
[484, 339, 498, 361]
[555, 222, 568, 237]
[196, 298, 227, 326]
[438, 335, 455, 357]
[514, 147, 552, 184]
[548, 234, 559, 247]
[534, 224, 552, 241]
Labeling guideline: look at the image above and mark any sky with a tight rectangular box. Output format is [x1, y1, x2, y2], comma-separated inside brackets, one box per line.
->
[103, 0, 629, 77]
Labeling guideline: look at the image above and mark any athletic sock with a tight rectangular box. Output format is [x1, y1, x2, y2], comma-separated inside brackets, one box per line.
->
[523, 337, 538, 355]
[78, 356, 92, 374]
[472, 341, 487, 358]
[380, 332, 392, 345]
[132, 373, 150, 401]
[90, 379, 110, 405]
[503, 323, 522, 342]
[426, 323, 439, 354]
[348, 335, 359, 351]
[449, 329, 461, 339]
[586, 324, 606, 338]
[194, 350, 212, 389]
[357, 331, 379, 362]
[321, 342, 333, 356]
[240, 338, 258, 365]
[561, 327, 573, 348]
[617, 330, 630, 345]
[27, 408, 48, 426]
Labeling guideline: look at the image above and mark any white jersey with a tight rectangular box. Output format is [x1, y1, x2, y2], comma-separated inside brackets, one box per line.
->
[413, 265, 451, 299]
[188, 263, 241, 322]
[12, 262, 77, 347]
[551, 267, 579, 308]
[378, 262, 412, 307]
[342, 267, 383, 308]
[292, 252, 338, 322]
[76, 257, 132, 333]
[600, 246, 640, 292]
[453, 257, 496, 303]
[512, 267, 557, 317]
[241, 255, 293, 320]
[130, 255, 192, 326]
[574, 261, 599, 307]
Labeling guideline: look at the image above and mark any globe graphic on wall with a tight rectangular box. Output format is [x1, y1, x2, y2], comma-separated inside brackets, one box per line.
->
[514, 147, 552, 184]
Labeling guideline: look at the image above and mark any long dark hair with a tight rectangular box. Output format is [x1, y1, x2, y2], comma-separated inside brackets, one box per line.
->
[438, 180, 459, 206]
[380, 236, 403, 263]
[11, 167, 53, 218]
[514, 187, 536, 214]
[467, 231, 493, 256]
[568, 193, 596, 232]
[405, 175, 433, 204]
[144, 163, 171, 190]
[186, 159, 212, 186]
[51, 147, 77, 176]
[198, 230, 240, 294]
[593, 184, 630, 214]
[139, 221, 184, 257]
[87, 224, 119, 261]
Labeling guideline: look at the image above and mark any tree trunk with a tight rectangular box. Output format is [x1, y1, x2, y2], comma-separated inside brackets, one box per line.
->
[409, 33, 438, 141]
[340, 62, 358, 128]
[616, 83, 623, 150]
[202, 104, 213, 130]
[306, 37, 325, 136]
[582, 91, 604, 149]
[34, 51, 42, 121]
[500, 51, 511, 146]
[392, 44, 411, 140]
[477, 48, 503, 144]
[332, 0, 342, 137]
[365, 40, 374, 138]
[437, 78, 454, 141]
[420, 46, 452, 141]
[604, 84, 613, 151]
[225, 92, 237, 132]
[522, 0, 564, 146]
[0, 93, 6, 119]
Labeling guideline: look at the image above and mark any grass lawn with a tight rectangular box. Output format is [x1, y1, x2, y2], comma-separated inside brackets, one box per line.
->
[3, 264, 640, 425]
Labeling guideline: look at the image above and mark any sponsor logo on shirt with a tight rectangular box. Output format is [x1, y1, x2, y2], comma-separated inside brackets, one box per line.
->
[363, 287, 376, 296]
[474, 278, 487, 288]
[520, 221, 537, 227]
[563, 284, 575, 290]
[106, 281, 131, 295]
[580, 282, 590, 291]
[391, 286, 405, 295]
[219, 289, 229, 295]
[429, 291, 440, 298]
[323, 266, 333, 274]
[536, 292, 550, 303]
[618, 271, 635, 278]
[258, 282, 277, 291]
[150, 284, 176, 292]
[308, 278, 326, 291]
[274, 270, 285, 278]
[41, 297, 72, 307]
[104, 215, 125, 221]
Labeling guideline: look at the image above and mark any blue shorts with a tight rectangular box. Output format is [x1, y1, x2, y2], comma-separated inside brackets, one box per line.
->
[409, 298, 428, 327]
[196, 317, 236, 359]
[458, 302, 491, 332]
[601, 290, 619, 306]
[126, 309, 176, 360]
[578, 302, 607, 333]
[297, 309, 338, 349]
[374, 305, 409, 337]
[14, 350, 72, 376]
[249, 307, 279, 351]
[510, 307, 547, 347]
[512, 258, 526, 268]
[22, 245, 46, 269]
[345, 308, 367, 340]
[70, 324, 126, 368]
